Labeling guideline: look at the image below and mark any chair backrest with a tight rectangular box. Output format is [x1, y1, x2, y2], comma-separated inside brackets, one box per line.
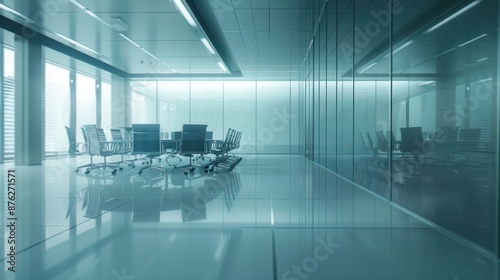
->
[365, 132, 375, 149]
[96, 128, 107, 143]
[375, 131, 388, 152]
[110, 128, 124, 141]
[234, 131, 242, 150]
[359, 132, 368, 150]
[83, 125, 101, 156]
[400, 127, 424, 155]
[131, 124, 161, 156]
[205, 131, 213, 140]
[179, 124, 207, 155]
[65, 126, 76, 153]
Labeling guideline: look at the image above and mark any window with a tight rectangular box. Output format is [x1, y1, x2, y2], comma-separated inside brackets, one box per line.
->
[76, 73, 96, 142]
[101, 81, 112, 139]
[3, 46, 14, 160]
[45, 62, 70, 155]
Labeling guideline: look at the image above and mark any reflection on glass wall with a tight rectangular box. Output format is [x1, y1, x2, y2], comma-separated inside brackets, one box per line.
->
[300, 0, 499, 255]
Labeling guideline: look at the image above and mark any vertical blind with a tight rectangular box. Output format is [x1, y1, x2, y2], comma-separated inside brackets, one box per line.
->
[45, 62, 70, 154]
[3, 47, 14, 160]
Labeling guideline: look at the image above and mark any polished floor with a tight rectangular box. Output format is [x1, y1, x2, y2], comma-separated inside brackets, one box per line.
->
[0, 155, 498, 279]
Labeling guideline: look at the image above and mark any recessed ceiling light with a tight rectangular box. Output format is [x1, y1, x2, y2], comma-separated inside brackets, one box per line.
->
[172, 0, 197, 27]
[201, 38, 216, 55]
[218, 62, 228, 72]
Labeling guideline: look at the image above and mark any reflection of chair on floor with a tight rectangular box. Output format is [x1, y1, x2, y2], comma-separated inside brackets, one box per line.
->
[131, 124, 165, 175]
[178, 124, 208, 175]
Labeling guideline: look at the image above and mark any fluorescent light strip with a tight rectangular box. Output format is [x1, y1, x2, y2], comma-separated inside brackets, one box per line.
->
[173, 0, 197, 27]
[201, 38, 216, 55]
[119, 33, 141, 48]
[218, 62, 228, 72]
[476, 57, 488, 62]
[360, 62, 377, 73]
[56, 33, 99, 55]
[393, 40, 413, 55]
[458, 33, 487, 47]
[426, 0, 482, 33]
[140, 47, 156, 58]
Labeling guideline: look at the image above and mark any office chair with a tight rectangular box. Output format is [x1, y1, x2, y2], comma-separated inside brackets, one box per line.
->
[110, 128, 134, 168]
[65, 126, 85, 156]
[82, 125, 119, 176]
[194, 131, 214, 163]
[178, 124, 208, 175]
[131, 124, 165, 175]
[74, 126, 97, 173]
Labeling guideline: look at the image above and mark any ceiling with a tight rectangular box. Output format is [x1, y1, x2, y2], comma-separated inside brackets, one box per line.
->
[0, 0, 496, 81]
[0, 0, 309, 80]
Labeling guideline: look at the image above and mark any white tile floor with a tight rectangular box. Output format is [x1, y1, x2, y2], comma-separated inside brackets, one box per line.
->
[0, 155, 498, 279]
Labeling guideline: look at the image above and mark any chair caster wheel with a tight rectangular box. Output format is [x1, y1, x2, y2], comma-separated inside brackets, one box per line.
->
[119, 168, 123, 171]
[138, 171, 143, 175]
[85, 171, 90, 175]
[205, 170, 208, 173]
[184, 171, 188, 175]
[75, 169, 79, 173]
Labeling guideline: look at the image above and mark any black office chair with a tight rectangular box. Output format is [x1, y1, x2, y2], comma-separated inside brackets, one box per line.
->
[178, 124, 208, 175]
[400, 127, 425, 157]
[131, 124, 165, 175]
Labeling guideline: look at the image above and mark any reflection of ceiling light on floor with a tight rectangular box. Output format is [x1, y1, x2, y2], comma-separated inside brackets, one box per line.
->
[476, 57, 488, 63]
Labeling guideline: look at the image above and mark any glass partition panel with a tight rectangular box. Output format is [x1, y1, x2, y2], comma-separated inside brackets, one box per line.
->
[392, 0, 499, 253]
[256, 81, 291, 154]
[191, 81, 223, 139]
[224, 81, 256, 153]
[158, 81, 190, 134]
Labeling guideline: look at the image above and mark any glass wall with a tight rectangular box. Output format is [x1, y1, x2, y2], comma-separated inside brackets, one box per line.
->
[300, 0, 500, 256]
[131, 80, 300, 154]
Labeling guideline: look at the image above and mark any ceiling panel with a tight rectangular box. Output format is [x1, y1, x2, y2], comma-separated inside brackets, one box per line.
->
[252, 9, 269, 31]
[223, 31, 245, 46]
[234, 9, 255, 32]
[270, 9, 301, 30]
